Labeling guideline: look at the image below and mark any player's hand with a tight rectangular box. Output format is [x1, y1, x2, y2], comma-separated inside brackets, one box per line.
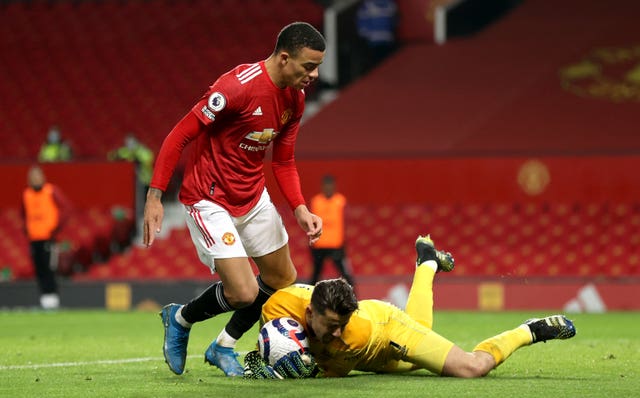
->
[294, 205, 323, 245]
[243, 351, 282, 379]
[143, 188, 164, 247]
[272, 351, 319, 379]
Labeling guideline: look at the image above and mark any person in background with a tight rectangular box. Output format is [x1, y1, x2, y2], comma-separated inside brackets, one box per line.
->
[109, 133, 155, 226]
[309, 175, 355, 287]
[21, 165, 71, 310]
[38, 125, 73, 162]
[108, 133, 154, 189]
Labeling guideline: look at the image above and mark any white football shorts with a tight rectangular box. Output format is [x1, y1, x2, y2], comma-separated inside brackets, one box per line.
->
[183, 188, 289, 273]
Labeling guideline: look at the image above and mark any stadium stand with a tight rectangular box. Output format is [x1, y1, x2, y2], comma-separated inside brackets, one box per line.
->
[1, 0, 639, 296]
[0, 0, 324, 160]
[0, 0, 324, 282]
[66, 200, 640, 282]
[0, 205, 133, 279]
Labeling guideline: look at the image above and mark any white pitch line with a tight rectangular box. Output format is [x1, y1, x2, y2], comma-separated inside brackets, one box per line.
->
[0, 352, 250, 371]
[0, 356, 166, 370]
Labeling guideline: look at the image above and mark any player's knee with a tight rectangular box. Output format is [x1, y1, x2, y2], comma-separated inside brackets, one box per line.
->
[281, 266, 297, 286]
[444, 362, 488, 378]
[262, 266, 297, 289]
[442, 351, 493, 378]
[460, 361, 491, 378]
[226, 285, 259, 308]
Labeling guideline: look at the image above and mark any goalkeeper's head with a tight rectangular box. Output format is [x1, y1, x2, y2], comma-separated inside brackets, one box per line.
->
[306, 278, 358, 344]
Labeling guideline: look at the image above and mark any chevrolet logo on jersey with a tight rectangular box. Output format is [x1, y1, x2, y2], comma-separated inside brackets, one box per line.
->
[245, 128, 279, 144]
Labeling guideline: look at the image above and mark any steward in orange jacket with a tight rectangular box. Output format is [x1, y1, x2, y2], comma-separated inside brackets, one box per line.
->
[21, 166, 71, 309]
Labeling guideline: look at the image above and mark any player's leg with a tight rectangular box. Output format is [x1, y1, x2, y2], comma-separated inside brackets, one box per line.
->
[444, 314, 576, 377]
[375, 306, 455, 374]
[205, 189, 296, 376]
[229, 245, 297, 341]
[200, 257, 260, 376]
[205, 246, 295, 376]
[382, 311, 510, 377]
[404, 265, 436, 328]
[405, 235, 454, 328]
[161, 201, 252, 375]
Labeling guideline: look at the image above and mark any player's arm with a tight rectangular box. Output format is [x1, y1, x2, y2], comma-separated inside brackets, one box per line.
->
[143, 112, 202, 246]
[272, 134, 322, 245]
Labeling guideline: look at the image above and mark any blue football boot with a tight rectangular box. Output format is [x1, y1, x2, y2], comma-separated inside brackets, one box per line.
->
[160, 303, 191, 375]
[204, 342, 244, 377]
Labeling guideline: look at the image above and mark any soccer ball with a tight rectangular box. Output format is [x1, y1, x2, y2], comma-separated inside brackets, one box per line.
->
[258, 317, 309, 365]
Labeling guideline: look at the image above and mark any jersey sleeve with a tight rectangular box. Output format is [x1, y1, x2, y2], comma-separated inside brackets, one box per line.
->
[271, 96, 306, 211]
[149, 111, 203, 192]
[191, 72, 244, 128]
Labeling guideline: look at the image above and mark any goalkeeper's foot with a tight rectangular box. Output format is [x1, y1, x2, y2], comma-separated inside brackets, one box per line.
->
[415, 235, 455, 272]
[160, 303, 190, 375]
[524, 315, 576, 343]
[204, 342, 244, 377]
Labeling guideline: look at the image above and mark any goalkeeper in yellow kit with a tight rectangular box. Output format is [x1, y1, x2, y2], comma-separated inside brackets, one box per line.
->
[244, 235, 576, 378]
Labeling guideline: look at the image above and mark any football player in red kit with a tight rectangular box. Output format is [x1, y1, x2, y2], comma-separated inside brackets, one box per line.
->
[143, 22, 325, 376]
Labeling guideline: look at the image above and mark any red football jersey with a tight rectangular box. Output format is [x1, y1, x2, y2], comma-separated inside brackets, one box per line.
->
[150, 61, 306, 216]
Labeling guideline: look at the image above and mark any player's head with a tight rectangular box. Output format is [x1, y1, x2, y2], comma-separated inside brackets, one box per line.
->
[270, 22, 326, 90]
[306, 278, 358, 344]
[274, 22, 326, 56]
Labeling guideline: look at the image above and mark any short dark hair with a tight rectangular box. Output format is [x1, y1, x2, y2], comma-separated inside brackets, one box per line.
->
[274, 22, 326, 56]
[311, 278, 358, 316]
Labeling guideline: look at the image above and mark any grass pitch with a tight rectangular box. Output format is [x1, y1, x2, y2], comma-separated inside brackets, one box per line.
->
[1, 310, 638, 398]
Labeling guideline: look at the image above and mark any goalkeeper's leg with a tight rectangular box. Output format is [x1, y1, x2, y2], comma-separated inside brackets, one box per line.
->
[405, 235, 454, 329]
[443, 315, 576, 377]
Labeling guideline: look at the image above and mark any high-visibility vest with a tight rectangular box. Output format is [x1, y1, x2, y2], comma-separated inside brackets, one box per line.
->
[23, 183, 60, 240]
[310, 192, 346, 248]
[39, 143, 72, 162]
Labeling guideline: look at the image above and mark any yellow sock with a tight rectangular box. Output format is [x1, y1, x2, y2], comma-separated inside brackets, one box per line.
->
[405, 265, 435, 328]
[473, 325, 532, 366]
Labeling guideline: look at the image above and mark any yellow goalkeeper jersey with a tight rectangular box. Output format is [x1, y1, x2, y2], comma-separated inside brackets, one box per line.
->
[261, 283, 415, 377]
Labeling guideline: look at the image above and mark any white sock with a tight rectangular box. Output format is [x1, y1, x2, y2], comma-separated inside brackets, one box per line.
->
[174, 305, 192, 328]
[216, 329, 238, 348]
[419, 259, 438, 272]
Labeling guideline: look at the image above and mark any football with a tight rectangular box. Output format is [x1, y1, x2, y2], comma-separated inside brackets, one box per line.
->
[258, 317, 310, 365]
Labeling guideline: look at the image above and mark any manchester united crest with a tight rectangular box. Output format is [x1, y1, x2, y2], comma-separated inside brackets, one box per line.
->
[517, 159, 550, 196]
[222, 232, 236, 246]
[281, 109, 293, 125]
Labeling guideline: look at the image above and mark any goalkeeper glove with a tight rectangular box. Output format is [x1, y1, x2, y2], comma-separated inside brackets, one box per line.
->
[273, 350, 319, 379]
[243, 350, 282, 379]
[243, 350, 319, 379]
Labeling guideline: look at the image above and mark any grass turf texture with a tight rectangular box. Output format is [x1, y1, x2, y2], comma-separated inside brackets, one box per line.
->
[1, 310, 638, 398]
